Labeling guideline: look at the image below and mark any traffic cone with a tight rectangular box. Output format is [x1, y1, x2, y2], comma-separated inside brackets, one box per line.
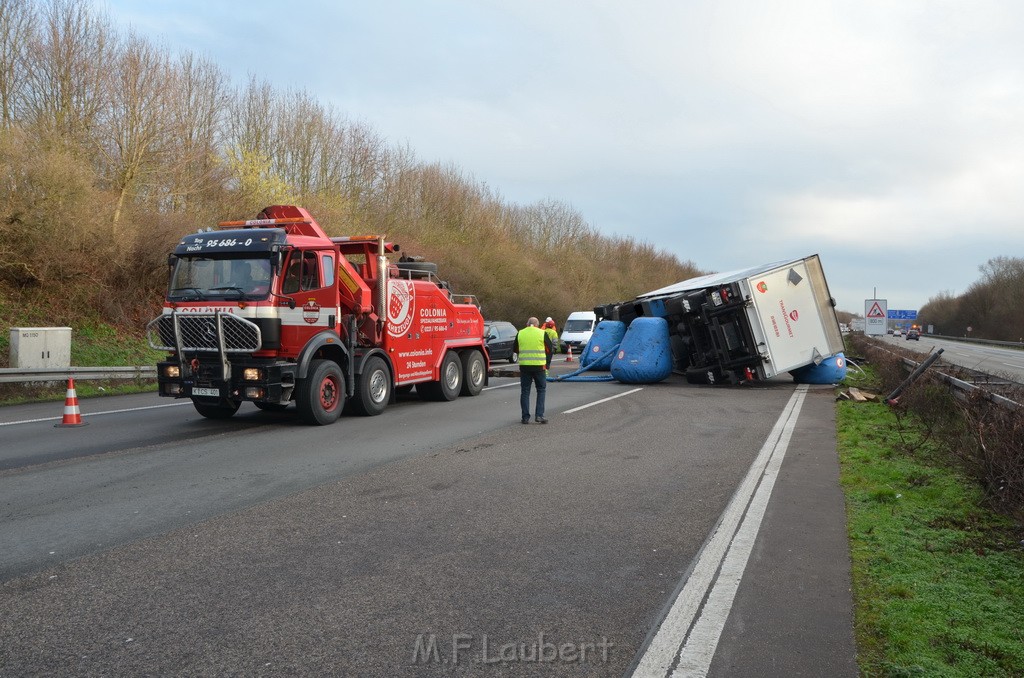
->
[55, 378, 88, 427]
[565, 345, 574, 362]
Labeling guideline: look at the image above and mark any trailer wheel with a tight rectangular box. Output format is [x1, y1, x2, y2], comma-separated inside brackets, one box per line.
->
[350, 355, 391, 416]
[418, 352, 461, 401]
[192, 397, 240, 419]
[460, 350, 485, 396]
[296, 359, 344, 425]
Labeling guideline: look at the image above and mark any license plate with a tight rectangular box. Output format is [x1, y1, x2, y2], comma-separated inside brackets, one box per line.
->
[191, 387, 220, 397]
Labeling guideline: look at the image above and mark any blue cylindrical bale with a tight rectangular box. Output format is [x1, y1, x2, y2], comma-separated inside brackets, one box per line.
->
[610, 317, 674, 384]
[790, 353, 848, 384]
[580, 320, 626, 371]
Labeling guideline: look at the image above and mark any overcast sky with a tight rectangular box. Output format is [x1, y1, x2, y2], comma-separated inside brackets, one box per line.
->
[103, 0, 1024, 315]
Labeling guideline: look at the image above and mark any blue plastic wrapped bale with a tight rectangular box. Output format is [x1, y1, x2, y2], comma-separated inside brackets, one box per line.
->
[580, 320, 626, 371]
[610, 317, 674, 384]
[790, 353, 848, 384]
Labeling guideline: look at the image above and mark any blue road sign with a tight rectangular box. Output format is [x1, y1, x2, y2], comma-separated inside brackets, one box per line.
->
[887, 309, 918, 320]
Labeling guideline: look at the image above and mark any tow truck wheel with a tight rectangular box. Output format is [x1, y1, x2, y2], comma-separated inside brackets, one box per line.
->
[418, 352, 462, 401]
[460, 350, 485, 396]
[192, 397, 241, 419]
[351, 355, 391, 416]
[297, 359, 344, 425]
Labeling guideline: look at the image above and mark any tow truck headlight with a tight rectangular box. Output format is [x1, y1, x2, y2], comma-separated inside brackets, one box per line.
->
[164, 365, 180, 378]
[243, 368, 262, 381]
[245, 386, 264, 399]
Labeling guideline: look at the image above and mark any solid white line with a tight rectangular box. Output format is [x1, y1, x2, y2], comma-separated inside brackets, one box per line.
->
[631, 386, 808, 677]
[563, 388, 643, 413]
[0, 401, 191, 427]
[672, 387, 806, 676]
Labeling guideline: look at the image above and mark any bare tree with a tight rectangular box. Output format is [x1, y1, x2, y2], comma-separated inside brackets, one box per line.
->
[98, 32, 173, 226]
[21, 0, 111, 146]
[162, 52, 229, 212]
[0, 0, 36, 129]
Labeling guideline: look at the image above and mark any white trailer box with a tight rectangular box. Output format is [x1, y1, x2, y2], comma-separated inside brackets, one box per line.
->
[599, 255, 844, 383]
[9, 327, 72, 369]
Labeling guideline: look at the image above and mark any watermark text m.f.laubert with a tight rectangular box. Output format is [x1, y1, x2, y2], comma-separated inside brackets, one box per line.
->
[412, 632, 613, 665]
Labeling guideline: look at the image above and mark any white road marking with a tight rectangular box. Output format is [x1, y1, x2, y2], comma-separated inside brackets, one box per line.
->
[0, 402, 191, 427]
[563, 388, 644, 413]
[631, 385, 808, 678]
[483, 382, 519, 391]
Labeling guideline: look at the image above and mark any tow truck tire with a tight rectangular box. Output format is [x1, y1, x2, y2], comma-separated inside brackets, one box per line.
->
[350, 355, 391, 416]
[460, 350, 485, 396]
[297, 359, 344, 425]
[192, 397, 241, 419]
[418, 352, 461, 401]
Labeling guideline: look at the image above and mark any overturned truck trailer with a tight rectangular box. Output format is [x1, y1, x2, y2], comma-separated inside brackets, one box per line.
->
[595, 255, 845, 384]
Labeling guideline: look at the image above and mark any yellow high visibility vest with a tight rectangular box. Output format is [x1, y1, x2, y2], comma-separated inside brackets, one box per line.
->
[544, 327, 559, 351]
[517, 326, 547, 366]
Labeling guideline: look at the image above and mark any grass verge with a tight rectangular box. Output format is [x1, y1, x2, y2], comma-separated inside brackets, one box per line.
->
[838, 371, 1024, 676]
[0, 320, 162, 405]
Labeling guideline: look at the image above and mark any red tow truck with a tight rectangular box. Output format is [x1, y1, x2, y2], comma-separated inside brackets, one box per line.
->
[147, 205, 488, 424]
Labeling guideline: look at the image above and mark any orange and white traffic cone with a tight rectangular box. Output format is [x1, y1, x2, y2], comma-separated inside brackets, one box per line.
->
[55, 378, 88, 427]
[565, 345, 574, 362]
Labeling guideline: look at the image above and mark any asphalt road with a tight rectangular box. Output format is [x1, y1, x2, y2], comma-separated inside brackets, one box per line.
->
[0, 363, 856, 677]
[878, 333, 1024, 383]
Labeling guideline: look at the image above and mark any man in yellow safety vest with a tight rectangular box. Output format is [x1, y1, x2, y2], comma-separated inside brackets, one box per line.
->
[515, 316, 553, 424]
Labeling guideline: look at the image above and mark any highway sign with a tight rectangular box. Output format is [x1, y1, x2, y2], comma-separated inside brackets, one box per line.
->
[887, 309, 918, 319]
[864, 299, 887, 336]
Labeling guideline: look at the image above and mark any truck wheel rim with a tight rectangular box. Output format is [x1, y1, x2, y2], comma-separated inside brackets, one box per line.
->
[444, 361, 460, 390]
[470, 359, 484, 386]
[320, 375, 339, 410]
[369, 369, 388, 403]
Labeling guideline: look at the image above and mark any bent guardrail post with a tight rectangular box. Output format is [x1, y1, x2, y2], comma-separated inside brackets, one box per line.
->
[886, 348, 944, 404]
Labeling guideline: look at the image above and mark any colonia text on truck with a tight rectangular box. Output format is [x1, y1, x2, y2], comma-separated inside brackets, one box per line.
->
[147, 205, 489, 425]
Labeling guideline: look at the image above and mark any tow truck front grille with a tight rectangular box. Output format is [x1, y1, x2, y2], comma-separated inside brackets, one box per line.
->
[147, 313, 262, 352]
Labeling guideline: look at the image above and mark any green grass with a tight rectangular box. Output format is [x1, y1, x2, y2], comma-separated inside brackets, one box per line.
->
[838, 383, 1024, 676]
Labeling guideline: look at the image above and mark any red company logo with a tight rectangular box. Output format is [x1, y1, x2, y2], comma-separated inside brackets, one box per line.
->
[757, 281, 768, 293]
[789, 309, 799, 322]
[302, 299, 321, 324]
[387, 280, 416, 337]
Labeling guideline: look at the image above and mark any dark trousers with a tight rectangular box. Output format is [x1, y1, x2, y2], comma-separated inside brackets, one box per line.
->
[519, 367, 546, 420]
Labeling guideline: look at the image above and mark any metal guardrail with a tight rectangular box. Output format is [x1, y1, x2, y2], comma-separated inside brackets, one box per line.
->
[0, 366, 156, 384]
[876, 347, 1022, 411]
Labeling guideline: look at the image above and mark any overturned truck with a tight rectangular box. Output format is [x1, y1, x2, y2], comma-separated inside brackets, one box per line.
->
[595, 255, 845, 384]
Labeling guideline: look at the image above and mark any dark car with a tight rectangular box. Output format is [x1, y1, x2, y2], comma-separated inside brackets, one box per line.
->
[484, 321, 519, 363]
[906, 330, 920, 340]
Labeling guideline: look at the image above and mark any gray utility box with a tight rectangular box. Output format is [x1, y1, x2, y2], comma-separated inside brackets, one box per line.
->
[9, 327, 72, 368]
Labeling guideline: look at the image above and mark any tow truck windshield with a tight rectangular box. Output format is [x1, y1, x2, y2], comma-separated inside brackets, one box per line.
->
[168, 256, 273, 300]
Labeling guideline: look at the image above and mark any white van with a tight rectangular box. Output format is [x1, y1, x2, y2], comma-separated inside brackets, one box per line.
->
[560, 311, 597, 353]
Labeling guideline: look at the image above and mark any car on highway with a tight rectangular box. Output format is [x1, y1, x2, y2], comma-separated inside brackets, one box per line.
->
[892, 329, 903, 337]
[484, 320, 519, 363]
[906, 330, 920, 340]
